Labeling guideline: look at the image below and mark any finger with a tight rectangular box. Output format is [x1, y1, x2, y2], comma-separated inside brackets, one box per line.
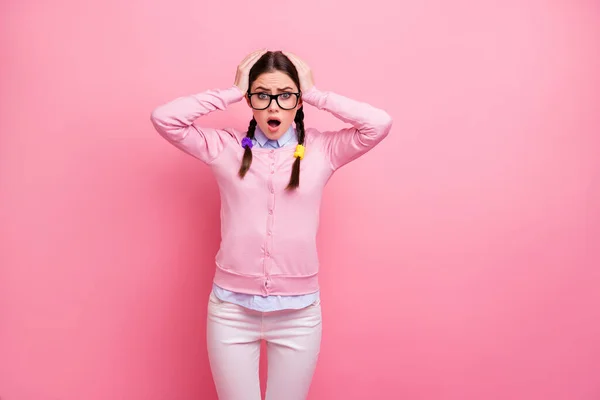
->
[285, 52, 307, 71]
[240, 52, 261, 67]
[252, 48, 267, 58]
[241, 49, 266, 65]
[241, 51, 259, 64]
[284, 51, 303, 65]
[283, 51, 299, 64]
[284, 53, 303, 72]
[241, 49, 267, 68]
[243, 52, 265, 70]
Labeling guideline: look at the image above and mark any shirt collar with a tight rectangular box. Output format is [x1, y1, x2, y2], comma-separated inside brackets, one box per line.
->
[254, 124, 296, 148]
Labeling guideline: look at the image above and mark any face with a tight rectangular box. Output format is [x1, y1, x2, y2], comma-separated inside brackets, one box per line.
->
[246, 71, 302, 141]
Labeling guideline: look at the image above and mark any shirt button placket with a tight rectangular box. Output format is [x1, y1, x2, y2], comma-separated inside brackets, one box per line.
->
[264, 150, 277, 294]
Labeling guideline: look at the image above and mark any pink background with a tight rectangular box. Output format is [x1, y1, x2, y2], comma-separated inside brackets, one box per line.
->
[1, 0, 599, 399]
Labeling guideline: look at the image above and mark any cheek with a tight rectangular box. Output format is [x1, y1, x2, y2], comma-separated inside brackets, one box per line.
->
[252, 109, 264, 121]
[281, 111, 296, 127]
[252, 110, 269, 128]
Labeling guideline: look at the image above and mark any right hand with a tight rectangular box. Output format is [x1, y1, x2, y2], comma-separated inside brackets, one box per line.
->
[234, 49, 268, 94]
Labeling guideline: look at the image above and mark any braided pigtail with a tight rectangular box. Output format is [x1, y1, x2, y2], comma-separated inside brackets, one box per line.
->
[238, 117, 257, 178]
[286, 107, 305, 190]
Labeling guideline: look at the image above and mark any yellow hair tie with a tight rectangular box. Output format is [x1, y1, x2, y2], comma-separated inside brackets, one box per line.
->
[293, 144, 305, 160]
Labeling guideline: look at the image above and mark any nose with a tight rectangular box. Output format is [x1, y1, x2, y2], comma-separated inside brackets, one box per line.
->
[268, 96, 280, 111]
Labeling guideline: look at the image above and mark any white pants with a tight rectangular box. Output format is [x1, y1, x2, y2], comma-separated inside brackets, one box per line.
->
[206, 291, 322, 400]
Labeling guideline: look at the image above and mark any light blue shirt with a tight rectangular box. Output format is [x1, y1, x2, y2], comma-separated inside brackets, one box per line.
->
[212, 124, 320, 311]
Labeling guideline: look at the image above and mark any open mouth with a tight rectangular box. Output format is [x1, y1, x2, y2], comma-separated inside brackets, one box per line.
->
[267, 118, 281, 128]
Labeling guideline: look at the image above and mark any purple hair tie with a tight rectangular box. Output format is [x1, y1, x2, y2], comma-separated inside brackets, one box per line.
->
[241, 137, 253, 149]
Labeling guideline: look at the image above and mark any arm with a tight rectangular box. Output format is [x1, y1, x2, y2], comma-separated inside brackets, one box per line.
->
[302, 86, 393, 170]
[150, 85, 244, 164]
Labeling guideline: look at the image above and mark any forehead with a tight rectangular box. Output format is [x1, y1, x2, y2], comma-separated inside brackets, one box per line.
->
[251, 71, 297, 92]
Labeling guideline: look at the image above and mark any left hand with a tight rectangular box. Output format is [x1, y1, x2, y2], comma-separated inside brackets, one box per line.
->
[283, 51, 314, 93]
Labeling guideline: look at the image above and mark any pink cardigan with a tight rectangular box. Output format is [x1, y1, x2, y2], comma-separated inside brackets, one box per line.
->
[150, 85, 392, 296]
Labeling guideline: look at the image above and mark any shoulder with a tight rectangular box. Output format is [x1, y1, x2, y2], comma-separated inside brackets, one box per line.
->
[304, 127, 324, 147]
[303, 126, 341, 151]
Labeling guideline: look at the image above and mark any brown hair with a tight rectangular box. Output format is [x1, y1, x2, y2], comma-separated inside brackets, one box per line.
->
[237, 51, 304, 190]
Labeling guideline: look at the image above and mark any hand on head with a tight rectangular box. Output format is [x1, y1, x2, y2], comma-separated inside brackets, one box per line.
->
[234, 49, 314, 94]
[234, 49, 268, 93]
[282, 51, 314, 93]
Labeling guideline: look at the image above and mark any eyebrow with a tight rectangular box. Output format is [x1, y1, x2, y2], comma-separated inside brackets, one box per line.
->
[254, 86, 295, 92]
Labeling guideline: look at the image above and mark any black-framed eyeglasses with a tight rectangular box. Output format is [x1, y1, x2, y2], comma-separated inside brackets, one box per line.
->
[247, 92, 301, 110]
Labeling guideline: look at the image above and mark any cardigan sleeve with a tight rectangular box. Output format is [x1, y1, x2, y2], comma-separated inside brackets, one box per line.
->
[301, 86, 393, 170]
[150, 85, 244, 164]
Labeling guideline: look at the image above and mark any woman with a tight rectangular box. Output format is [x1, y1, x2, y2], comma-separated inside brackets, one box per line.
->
[150, 49, 392, 400]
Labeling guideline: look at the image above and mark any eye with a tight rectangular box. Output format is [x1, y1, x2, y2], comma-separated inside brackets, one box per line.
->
[257, 93, 269, 100]
[279, 93, 292, 100]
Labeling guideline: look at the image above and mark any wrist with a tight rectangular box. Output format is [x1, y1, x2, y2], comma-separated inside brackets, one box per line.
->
[222, 85, 245, 104]
[232, 84, 245, 96]
[303, 85, 317, 95]
[301, 85, 323, 106]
